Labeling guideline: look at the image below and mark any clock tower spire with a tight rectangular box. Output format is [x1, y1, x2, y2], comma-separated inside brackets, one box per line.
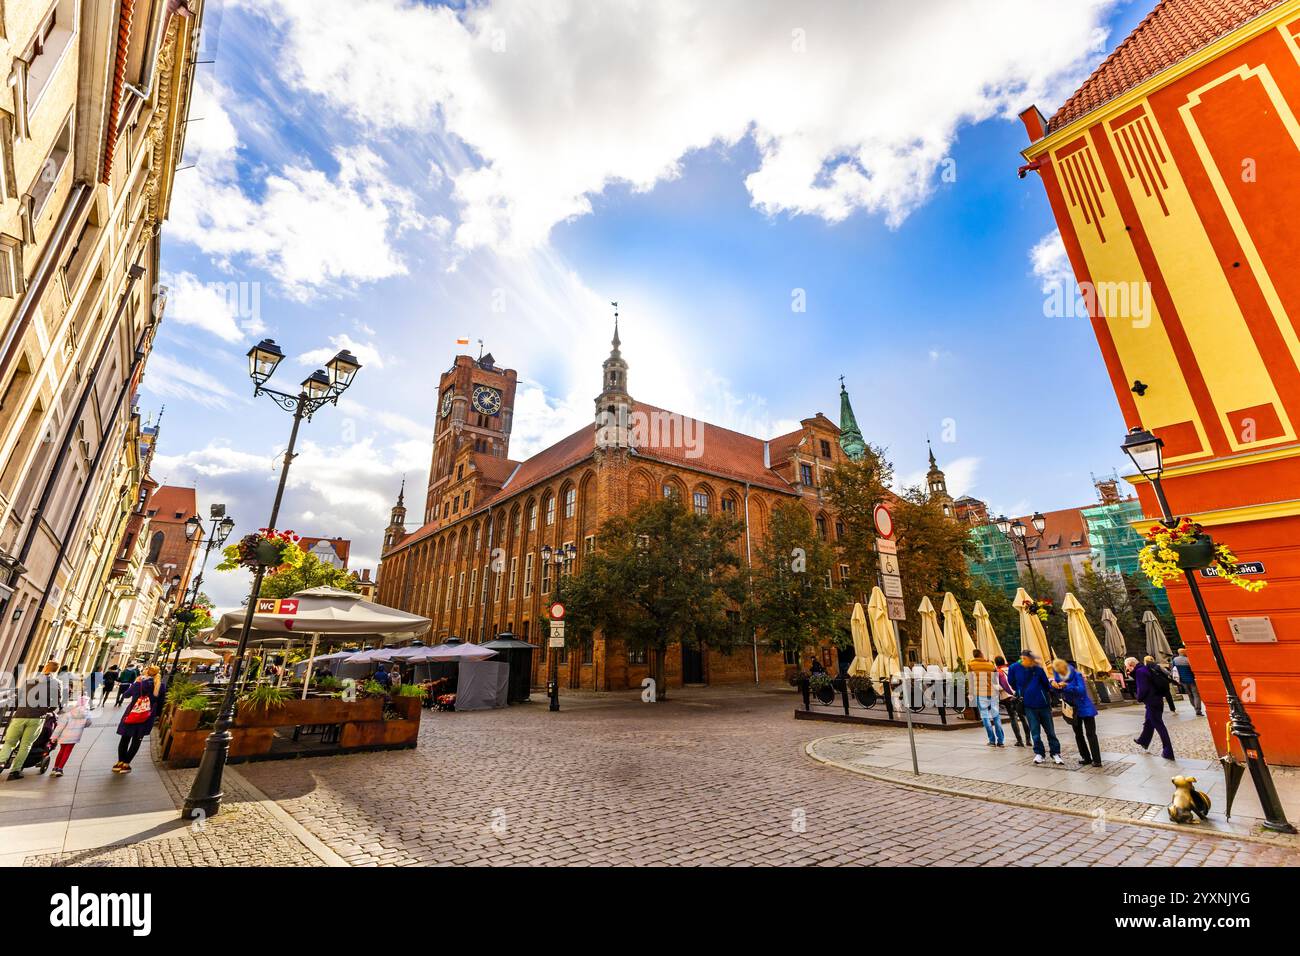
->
[595, 302, 632, 450]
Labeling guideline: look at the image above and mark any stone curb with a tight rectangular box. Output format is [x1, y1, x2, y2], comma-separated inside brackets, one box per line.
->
[804, 735, 1299, 850]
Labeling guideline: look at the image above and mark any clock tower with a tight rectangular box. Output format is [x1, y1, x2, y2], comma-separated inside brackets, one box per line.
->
[594, 307, 632, 451]
[426, 352, 518, 523]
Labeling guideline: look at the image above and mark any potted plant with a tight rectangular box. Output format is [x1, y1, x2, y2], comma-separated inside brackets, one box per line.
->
[238, 684, 289, 715]
[1139, 518, 1266, 592]
[1020, 597, 1053, 624]
[847, 674, 877, 707]
[390, 684, 425, 720]
[232, 528, 301, 570]
[808, 672, 835, 704]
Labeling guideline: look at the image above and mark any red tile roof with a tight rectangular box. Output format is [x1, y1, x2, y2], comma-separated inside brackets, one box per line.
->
[1015, 507, 1091, 555]
[148, 485, 197, 522]
[389, 402, 803, 552]
[1047, 0, 1284, 133]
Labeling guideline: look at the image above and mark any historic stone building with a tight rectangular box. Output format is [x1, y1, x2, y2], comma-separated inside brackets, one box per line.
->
[0, 0, 203, 675]
[377, 323, 856, 691]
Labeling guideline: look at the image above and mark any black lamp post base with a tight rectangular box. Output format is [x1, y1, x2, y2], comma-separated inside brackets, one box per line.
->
[181, 729, 233, 820]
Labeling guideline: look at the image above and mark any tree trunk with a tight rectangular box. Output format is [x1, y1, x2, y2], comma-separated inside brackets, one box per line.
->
[654, 645, 668, 702]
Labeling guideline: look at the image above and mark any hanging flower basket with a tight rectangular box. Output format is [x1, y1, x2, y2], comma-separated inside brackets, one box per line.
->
[234, 529, 300, 571]
[1139, 519, 1266, 593]
[1021, 597, 1053, 624]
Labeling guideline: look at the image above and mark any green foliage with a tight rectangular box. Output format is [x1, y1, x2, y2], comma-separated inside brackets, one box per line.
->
[315, 675, 342, 691]
[217, 540, 360, 598]
[745, 501, 849, 660]
[956, 574, 1021, 661]
[821, 447, 894, 597]
[178, 694, 210, 712]
[395, 683, 425, 698]
[238, 684, 289, 713]
[359, 679, 386, 697]
[565, 496, 745, 698]
[167, 678, 202, 705]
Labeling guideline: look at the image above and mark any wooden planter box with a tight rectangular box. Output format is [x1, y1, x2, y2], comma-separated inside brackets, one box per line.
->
[234, 696, 383, 728]
[340, 717, 419, 748]
[388, 694, 422, 721]
[164, 726, 274, 764]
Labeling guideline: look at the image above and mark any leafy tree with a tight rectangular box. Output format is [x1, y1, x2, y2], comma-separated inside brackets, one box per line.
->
[821, 446, 894, 600]
[1076, 562, 1137, 639]
[1020, 570, 1069, 659]
[216, 541, 359, 598]
[957, 574, 1021, 660]
[564, 497, 744, 700]
[745, 501, 849, 665]
[1121, 570, 1182, 648]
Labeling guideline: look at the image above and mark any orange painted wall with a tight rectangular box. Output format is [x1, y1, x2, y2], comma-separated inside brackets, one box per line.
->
[1025, 8, 1300, 763]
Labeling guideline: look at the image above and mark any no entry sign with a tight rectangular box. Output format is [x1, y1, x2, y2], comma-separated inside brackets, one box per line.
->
[873, 503, 894, 539]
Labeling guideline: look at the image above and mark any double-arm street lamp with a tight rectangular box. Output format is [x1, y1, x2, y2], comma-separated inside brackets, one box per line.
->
[540, 542, 576, 712]
[1120, 426, 1293, 833]
[183, 339, 361, 820]
[165, 506, 236, 687]
[994, 511, 1048, 597]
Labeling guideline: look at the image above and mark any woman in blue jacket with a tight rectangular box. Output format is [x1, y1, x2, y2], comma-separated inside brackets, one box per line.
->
[114, 665, 165, 774]
[1050, 659, 1101, 767]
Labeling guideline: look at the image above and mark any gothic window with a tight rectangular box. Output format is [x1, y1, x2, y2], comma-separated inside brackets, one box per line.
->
[835, 520, 845, 539]
[720, 496, 736, 515]
[693, 491, 709, 516]
[545, 496, 556, 525]
[564, 487, 576, 518]
[147, 530, 164, 563]
[528, 502, 537, 531]
[662, 483, 679, 500]
[508, 557, 518, 600]
[523, 553, 534, 598]
[816, 515, 827, 539]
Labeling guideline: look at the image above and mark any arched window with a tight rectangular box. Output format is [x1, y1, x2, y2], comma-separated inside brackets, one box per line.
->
[147, 530, 165, 564]
[693, 491, 710, 516]
[564, 486, 576, 518]
[816, 515, 828, 539]
[545, 495, 556, 525]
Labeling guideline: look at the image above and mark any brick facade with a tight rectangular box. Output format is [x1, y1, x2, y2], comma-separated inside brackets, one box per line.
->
[378, 330, 850, 691]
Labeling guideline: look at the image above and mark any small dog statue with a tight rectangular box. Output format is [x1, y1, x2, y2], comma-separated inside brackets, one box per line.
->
[1168, 775, 1211, 824]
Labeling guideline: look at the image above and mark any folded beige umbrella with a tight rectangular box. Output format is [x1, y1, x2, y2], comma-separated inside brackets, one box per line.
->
[940, 592, 976, 667]
[1143, 610, 1174, 665]
[847, 602, 874, 677]
[1014, 586, 1052, 662]
[1062, 592, 1113, 676]
[865, 587, 900, 679]
[972, 600, 1005, 662]
[1100, 607, 1127, 660]
[916, 595, 948, 668]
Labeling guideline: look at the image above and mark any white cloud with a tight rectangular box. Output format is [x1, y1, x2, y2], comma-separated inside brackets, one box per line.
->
[1030, 229, 1075, 294]
[142, 353, 242, 409]
[298, 333, 387, 372]
[162, 271, 262, 342]
[170, 76, 426, 299]
[238, 0, 1117, 253]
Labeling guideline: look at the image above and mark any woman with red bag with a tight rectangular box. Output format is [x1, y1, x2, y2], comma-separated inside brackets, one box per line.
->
[114, 665, 165, 774]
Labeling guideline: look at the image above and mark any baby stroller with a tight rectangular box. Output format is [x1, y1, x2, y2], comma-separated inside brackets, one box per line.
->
[9, 711, 57, 774]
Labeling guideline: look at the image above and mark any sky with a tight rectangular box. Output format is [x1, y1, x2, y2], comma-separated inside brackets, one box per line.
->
[144, 0, 1156, 612]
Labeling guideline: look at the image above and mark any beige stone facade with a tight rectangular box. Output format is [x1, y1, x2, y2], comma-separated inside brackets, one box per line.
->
[0, 0, 203, 675]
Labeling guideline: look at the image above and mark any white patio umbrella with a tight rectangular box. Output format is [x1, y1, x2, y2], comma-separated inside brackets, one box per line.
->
[346, 648, 398, 664]
[916, 596, 948, 668]
[1143, 610, 1173, 665]
[421, 642, 498, 661]
[940, 592, 976, 667]
[846, 603, 874, 678]
[1014, 586, 1052, 662]
[865, 587, 900, 680]
[1100, 607, 1127, 660]
[208, 586, 431, 698]
[1062, 592, 1113, 677]
[971, 601, 1005, 662]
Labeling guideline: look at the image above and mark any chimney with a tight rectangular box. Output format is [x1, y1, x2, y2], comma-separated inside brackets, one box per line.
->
[1019, 105, 1047, 142]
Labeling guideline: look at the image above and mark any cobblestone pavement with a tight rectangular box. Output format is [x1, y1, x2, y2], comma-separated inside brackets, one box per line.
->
[236, 686, 1300, 867]
[1099, 708, 1220, 762]
[23, 768, 324, 867]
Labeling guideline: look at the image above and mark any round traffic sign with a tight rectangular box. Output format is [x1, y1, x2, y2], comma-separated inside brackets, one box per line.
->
[873, 503, 894, 539]
[549, 602, 566, 620]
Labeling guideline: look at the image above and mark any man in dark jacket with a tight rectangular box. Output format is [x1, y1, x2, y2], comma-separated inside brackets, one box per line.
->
[100, 665, 120, 706]
[1007, 651, 1063, 765]
[1128, 656, 1176, 759]
[114, 664, 140, 705]
[1, 661, 64, 779]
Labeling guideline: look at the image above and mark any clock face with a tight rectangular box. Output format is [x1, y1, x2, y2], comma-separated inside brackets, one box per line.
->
[440, 389, 454, 418]
[472, 385, 502, 416]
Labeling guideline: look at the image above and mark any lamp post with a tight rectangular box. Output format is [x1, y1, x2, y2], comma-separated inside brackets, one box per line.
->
[540, 542, 575, 712]
[1121, 426, 1294, 833]
[165, 508, 235, 687]
[994, 511, 1047, 597]
[183, 340, 361, 820]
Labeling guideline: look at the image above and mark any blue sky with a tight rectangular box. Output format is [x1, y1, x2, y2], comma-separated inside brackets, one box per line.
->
[145, 0, 1153, 610]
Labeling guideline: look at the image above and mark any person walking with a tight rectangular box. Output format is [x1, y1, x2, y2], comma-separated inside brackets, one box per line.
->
[114, 663, 139, 706]
[1049, 659, 1102, 767]
[967, 650, 1004, 746]
[1170, 647, 1203, 716]
[1007, 650, 1063, 765]
[995, 655, 1030, 747]
[88, 667, 103, 710]
[100, 665, 120, 707]
[1127, 656, 1175, 760]
[0, 661, 65, 779]
[50, 692, 93, 777]
[114, 666, 165, 773]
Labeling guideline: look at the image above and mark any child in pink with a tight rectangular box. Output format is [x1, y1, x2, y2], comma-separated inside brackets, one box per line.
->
[50, 693, 93, 777]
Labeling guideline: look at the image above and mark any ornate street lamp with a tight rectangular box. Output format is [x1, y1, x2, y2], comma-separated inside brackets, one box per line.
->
[184, 340, 361, 821]
[184, 514, 202, 541]
[1120, 426, 1293, 833]
[166, 506, 236, 688]
[995, 512, 1047, 598]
